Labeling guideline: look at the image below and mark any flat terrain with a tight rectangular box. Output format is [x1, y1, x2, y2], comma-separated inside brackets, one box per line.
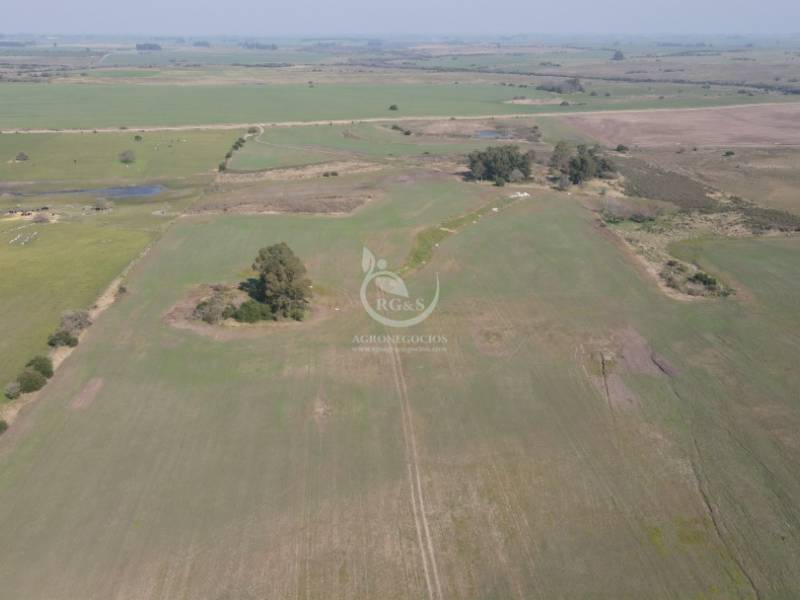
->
[561, 102, 800, 147]
[0, 37, 799, 600]
[1, 183, 799, 598]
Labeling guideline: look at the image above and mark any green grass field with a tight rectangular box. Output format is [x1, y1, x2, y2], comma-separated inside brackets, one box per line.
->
[0, 82, 793, 130]
[229, 122, 531, 170]
[0, 130, 237, 183]
[0, 176, 797, 597]
[0, 209, 160, 387]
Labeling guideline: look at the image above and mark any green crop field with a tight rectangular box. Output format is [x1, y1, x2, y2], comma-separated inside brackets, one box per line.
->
[1, 34, 799, 600]
[229, 122, 532, 170]
[0, 130, 238, 183]
[0, 176, 798, 597]
[0, 82, 793, 130]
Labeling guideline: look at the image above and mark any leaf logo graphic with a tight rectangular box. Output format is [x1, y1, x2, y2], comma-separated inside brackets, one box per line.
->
[375, 275, 410, 298]
[359, 246, 440, 328]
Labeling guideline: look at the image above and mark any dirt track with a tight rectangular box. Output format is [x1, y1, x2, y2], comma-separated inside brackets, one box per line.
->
[4, 101, 799, 135]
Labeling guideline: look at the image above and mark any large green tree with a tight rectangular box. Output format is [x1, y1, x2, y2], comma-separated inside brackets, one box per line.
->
[252, 243, 312, 320]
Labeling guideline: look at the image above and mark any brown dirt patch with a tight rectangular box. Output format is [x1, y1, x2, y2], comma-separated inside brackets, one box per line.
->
[562, 103, 800, 147]
[70, 378, 104, 410]
[163, 284, 347, 341]
[191, 174, 384, 216]
[218, 160, 383, 184]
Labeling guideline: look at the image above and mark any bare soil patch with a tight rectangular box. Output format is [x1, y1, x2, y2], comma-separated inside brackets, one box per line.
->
[562, 103, 800, 147]
[163, 284, 346, 341]
[218, 161, 383, 184]
[191, 180, 379, 215]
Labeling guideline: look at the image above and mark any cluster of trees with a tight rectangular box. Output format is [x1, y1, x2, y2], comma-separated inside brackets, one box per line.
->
[219, 136, 248, 172]
[194, 243, 312, 324]
[549, 142, 616, 187]
[241, 42, 279, 50]
[467, 145, 536, 186]
[4, 355, 54, 403]
[536, 78, 584, 94]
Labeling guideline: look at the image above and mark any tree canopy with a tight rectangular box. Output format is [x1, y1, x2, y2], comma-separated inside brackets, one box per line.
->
[468, 145, 535, 184]
[252, 242, 312, 320]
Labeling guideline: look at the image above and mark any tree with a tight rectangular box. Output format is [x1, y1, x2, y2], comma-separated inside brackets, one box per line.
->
[568, 144, 616, 185]
[26, 355, 53, 378]
[119, 150, 136, 164]
[252, 243, 312, 320]
[17, 369, 46, 393]
[15, 152, 29, 162]
[467, 145, 535, 182]
[549, 141, 571, 173]
[388, 104, 399, 111]
[612, 50, 625, 61]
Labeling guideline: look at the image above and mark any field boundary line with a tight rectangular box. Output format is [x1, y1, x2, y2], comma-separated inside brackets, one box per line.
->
[4, 101, 800, 135]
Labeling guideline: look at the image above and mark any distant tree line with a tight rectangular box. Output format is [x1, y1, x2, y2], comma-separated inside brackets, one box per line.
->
[136, 43, 162, 51]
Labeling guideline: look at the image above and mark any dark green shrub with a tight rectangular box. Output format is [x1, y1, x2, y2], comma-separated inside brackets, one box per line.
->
[26, 355, 53, 378]
[17, 369, 47, 393]
[233, 300, 275, 323]
[48, 329, 79, 348]
[0, 420, 7, 435]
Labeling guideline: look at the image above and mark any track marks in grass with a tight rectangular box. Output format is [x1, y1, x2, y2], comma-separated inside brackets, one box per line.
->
[387, 340, 443, 600]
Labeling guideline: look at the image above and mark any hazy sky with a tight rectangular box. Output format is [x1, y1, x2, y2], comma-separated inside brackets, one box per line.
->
[3, 0, 799, 36]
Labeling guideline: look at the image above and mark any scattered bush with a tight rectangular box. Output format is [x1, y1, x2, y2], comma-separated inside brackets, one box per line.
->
[0, 420, 7, 435]
[247, 126, 259, 134]
[118, 150, 136, 164]
[194, 288, 235, 324]
[536, 78, 584, 94]
[724, 150, 736, 157]
[60, 310, 91, 334]
[15, 152, 29, 162]
[32, 213, 50, 223]
[26, 355, 53, 378]
[4, 382, 21, 400]
[615, 144, 629, 153]
[388, 104, 399, 111]
[134, 134, 143, 142]
[17, 369, 47, 393]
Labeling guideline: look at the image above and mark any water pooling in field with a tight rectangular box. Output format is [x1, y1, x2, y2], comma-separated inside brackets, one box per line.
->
[474, 130, 512, 139]
[7, 184, 166, 199]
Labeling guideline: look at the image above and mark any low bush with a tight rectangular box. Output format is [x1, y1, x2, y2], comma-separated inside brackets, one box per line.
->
[26, 355, 53, 378]
[4, 382, 21, 400]
[233, 300, 275, 323]
[0, 420, 7, 435]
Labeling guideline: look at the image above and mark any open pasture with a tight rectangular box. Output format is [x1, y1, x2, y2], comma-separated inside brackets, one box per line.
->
[0, 172, 798, 598]
[0, 130, 238, 184]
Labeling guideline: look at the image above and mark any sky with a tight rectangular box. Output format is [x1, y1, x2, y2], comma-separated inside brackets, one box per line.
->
[2, 0, 799, 37]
